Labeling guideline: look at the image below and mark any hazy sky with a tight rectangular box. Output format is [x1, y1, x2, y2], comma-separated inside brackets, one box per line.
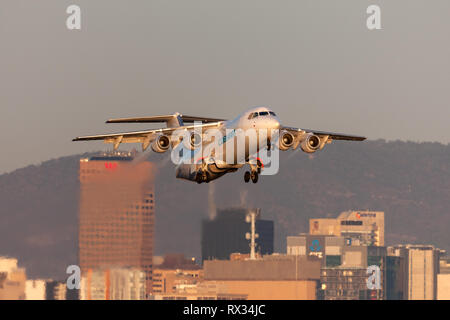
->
[1, 0, 449, 174]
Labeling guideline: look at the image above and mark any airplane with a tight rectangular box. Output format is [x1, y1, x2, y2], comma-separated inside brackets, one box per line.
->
[73, 106, 366, 184]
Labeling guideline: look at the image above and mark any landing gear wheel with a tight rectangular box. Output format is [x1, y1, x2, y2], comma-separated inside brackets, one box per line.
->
[256, 159, 262, 174]
[196, 172, 203, 184]
[251, 171, 259, 184]
[244, 171, 250, 183]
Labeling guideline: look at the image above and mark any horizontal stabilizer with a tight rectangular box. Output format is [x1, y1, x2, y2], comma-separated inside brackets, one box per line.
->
[106, 114, 226, 124]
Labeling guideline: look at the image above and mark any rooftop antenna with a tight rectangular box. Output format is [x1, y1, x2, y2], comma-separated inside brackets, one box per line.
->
[245, 209, 260, 260]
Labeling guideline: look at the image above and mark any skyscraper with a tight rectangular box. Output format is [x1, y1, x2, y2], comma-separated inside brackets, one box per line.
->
[78, 151, 155, 297]
[201, 208, 274, 262]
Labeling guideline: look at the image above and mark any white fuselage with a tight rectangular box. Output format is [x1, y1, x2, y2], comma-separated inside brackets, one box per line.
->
[175, 106, 281, 183]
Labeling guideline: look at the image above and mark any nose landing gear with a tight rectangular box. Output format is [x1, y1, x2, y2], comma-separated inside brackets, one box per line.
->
[244, 158, 263, 183]
[251, 171, 258, 183]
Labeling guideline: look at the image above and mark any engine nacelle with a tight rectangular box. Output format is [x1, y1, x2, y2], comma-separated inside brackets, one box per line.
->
[279, 131, 295, 151]
[151, 134, 171, 153]
[300, 133, 321, 153]
[183, 132, 202, 150]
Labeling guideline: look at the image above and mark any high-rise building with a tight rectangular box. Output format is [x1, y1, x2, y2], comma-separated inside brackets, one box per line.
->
[310, 210, 384, 246]
[78, 151, 155, 297]
[201, 208, 274, 262]
[388, 244, 441, 300]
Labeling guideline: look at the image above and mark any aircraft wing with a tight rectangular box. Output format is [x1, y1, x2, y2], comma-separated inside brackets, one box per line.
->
[73, 129, 158, 142]
[73, 122, 224, 150]
[282, 126, 366, 141]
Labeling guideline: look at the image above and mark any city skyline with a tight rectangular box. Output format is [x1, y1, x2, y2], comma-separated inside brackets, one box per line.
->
[2, 203, 448, 300]
[0, 0, 449, 303]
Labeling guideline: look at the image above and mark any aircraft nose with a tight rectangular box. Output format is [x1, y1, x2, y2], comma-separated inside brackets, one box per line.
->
[271, 118, 281, 129]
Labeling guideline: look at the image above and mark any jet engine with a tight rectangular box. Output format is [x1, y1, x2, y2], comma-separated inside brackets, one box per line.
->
[151, 134, 171, 153]
[279, 131, 295, 150]
[187, 132, 202, 150]
[300, 133, 321, 153]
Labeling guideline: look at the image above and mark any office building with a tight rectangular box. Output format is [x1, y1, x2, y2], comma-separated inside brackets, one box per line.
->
[45, 281, 67, 300]
[0, 257, 26, 300]
[287, 234, 345, 266]
[320, 267, 382, 300]
[287, 234, 386, 267]
[203, 254, 321, 300]
[385, 255, 406, 300]
[437, 273, 450, 300]
[79, 151, 155, 297]
[436, 256, 450, 300]
[152, 268, 203, 295]
[152, 253, 203, 294]
[440, 257, 450, 274]
[388, 244, 441, 300]
[310, 210, 384, 246]
[25, 280, 46, 300]
[152, 282, 247, 300]
[287, 234, 389, 299]
[80, 267, 146, 300]
[201, 208, 274, 262]
[321, 246, 387, 300]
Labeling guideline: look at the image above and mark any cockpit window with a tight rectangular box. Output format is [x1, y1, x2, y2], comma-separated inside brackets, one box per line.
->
[249, 111, 275, 119]
[248, 112, 259, 119]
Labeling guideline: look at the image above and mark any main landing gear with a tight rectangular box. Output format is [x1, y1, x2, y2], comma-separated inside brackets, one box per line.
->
[244, 158, 262, 183]
[195, 170, 210, 184]
[244, 170, 259, 183]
